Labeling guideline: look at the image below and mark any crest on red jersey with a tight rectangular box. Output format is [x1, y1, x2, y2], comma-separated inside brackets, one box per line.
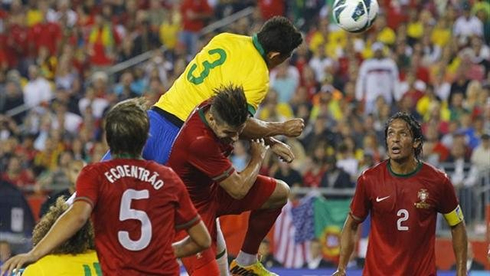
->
[414, 189, 431, 209]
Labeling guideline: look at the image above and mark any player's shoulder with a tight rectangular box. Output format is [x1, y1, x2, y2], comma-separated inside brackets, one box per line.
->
[419, 161, 449, 180]
[360, 160, 388, 178]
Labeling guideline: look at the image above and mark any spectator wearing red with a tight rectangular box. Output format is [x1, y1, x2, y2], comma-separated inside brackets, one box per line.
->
[28, 8, 62, 57]
[87, 14, 120, 68]
[1, 155, 36, 191]
[179, 0, 213, 59]
[258, 0, 285, 20]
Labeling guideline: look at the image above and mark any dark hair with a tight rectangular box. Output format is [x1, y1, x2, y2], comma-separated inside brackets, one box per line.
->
[105, 98, 149, 156]
[384, 112, 423, 159]
[257, 16, 303, 57]
[210, 85, 249, 128]
[33, 198, 94, 255]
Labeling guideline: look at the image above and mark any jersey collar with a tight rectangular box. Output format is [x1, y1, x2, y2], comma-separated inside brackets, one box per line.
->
[252, 34, 266, 59]
[387, 160, 422, 178]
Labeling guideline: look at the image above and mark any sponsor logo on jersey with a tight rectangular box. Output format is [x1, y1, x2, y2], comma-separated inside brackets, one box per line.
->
[414, 189, 431, 209]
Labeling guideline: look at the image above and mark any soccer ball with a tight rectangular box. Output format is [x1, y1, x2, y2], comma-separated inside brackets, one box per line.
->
[333, 0, 379, 33]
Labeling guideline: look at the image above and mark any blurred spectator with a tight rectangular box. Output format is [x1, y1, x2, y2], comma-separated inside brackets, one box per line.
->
[303, 239, 334, 269]
[470, 133, 490, 172]
[179, 0, 213, 59]
[78, 87, 110, 119]
[230, 141, 249, 172]
[1, 155, 35, 191]
[0, 80, 25, 124]
[23, 65, 52, 109]
[269, 158, 303, 188]
[453, 2, 484, 46]
[0, 179, 35, 245]
[39, 158, 84, 219]
[356, 42, 400, 114]
[87, 14, 121, 69]
[320, 156, 353, 190]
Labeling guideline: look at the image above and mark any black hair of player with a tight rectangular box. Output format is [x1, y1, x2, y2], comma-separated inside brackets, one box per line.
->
[210, 85, 249, 128]
[257, 16, 303, 58]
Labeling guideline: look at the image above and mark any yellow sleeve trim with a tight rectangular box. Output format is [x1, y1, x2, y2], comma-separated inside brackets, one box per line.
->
[443, 205, 464, 226]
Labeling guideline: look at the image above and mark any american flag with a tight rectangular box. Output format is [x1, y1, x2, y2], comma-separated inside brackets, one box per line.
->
[273, 200, 311, 268]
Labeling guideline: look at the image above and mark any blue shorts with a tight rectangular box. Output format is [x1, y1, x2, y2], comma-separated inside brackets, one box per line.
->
[101, 109, 181, 165]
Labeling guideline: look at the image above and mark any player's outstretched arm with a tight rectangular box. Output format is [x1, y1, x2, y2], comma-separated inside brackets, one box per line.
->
[241, 117, 305, 139]
[0, 201, 92, 276]
[219, 139, 268, 199]
[450, 221, 468, 276]
[333, 215, 360, 276]
[173, 221, 211, 258]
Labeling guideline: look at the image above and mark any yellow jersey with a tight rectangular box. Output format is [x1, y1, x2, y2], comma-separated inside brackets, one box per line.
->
[155, 33, 269, 120]
[23, 251, 100, 276]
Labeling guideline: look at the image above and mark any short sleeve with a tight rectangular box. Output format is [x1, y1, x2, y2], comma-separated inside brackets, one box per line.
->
[244, 85, 268, 116]
[437, 176, 459, 214]
[74, 165, 99, 208]
[350, 174, 371, 221]
[188, 137, 235, 182]
[172, 173, 201, 230]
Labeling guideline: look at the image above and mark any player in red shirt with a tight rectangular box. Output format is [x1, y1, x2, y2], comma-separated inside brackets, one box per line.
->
[333, 112, 468, 276]
[1, 98, 211, 276]
[168, 85, 290, 276]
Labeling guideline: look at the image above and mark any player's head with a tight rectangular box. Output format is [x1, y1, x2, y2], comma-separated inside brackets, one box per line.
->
[384, 112, 423, 161]
[105, 97, 149, 157]
[208, 85, 248, 143]
[33, 198, 94, 255]
[256, 16, 303, 69]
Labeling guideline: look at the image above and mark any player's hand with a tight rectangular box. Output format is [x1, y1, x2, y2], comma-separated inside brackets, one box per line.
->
[271, 141, 295, 163]
[250, 139, 269, 159]
[331, 269, 346, 276]
[0, 253, 37, 276]
[282, 118, 305, 137]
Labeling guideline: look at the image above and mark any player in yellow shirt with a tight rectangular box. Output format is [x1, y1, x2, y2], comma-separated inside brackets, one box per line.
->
[22, 198, 100, 276]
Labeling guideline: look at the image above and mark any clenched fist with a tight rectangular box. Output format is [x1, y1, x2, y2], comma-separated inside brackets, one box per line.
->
[282, 118, 305, 137]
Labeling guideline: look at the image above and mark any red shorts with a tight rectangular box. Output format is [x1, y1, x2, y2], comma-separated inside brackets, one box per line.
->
[176, 175, 277, 275]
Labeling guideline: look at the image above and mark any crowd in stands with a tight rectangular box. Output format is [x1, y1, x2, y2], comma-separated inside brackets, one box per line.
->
[0, 0, 489, 258]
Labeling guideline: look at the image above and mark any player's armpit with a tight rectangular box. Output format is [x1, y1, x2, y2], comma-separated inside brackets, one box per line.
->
[443, 205, 464, 227]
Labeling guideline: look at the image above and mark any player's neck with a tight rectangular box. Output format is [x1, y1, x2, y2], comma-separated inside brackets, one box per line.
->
[112, 153, 143, 160]
[389, 157, 420, 176]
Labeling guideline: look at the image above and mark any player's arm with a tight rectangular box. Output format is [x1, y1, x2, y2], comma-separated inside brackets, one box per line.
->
[241, 117, 305, 139]
[445, 209, 467, 276]
[450, 221, 467, 276]
[219, 139, 269, 199]
[0, 201, 92, 276]
[333, 214, 361, 276]
[173, 221, 211, 258]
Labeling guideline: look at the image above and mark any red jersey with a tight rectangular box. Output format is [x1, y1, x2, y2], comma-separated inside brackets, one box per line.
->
[351, 160, 460, 276]
[75, 159, 200, 276]
[168, 102, 235, 208]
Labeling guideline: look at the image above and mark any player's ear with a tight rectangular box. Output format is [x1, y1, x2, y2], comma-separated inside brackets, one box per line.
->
[266, 52, 280, 60]
[413, 137, 421, 149]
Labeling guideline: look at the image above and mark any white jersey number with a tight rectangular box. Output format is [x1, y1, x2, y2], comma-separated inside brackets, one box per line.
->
[396, 209, 409, 231]
[118, 189, 152, 251]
